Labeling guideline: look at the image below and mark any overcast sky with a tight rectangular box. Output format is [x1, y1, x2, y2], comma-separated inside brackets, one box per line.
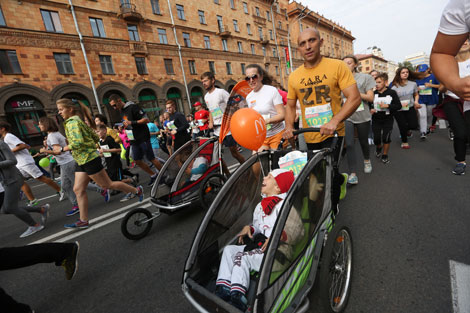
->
[295, 0, 449, 63]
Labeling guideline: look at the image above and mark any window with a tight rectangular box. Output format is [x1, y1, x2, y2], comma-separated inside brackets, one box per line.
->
[135, 57, 148, 74]
[209, 61, 215, 73]
[99, 55, 114, 74]
[89, 18, 106, 38]
[262, 46, 266, 56]
[243, 2, 248, 14]
[272, 47, 277, 57]
[158, 28, 168, 44]
[41, 10, 63, 33]
[275, 66, 279, 75]
[176, 4, 185, 20]
[151, 0, 160, 14]
[278, 21, 282, 29]
[217, 15, 224, 32]
[258, 27, 263, 40]
[299, 20, 303, 32]
[222, 39, 228, 51]
[54, 53, 74, 74]
[246, 23, 251, 35]
[127, 24, 140, 41]
[0, 6, 6, 27]
[183, 32, 191, 47]
[0, 50, 22, 74]
[204, 36, 211, 49]
[255, 7, 260, 16]
[198, 10, 206, 24]
[188, 60, 197, 75]
[269, 29, 273, 40]
[164, 58, 175, 74]
[251, 44, 255, 55]
[230, 0, 235, 9]
[233, 20, 239, 32]
[226, 62, 232, 75]
[266, 11, 271, 21]
[237, 41, 243, 53]
[241, 63, 245, 75]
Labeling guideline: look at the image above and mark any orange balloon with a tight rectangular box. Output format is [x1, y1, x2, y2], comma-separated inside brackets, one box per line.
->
[230, 108, 267, 151]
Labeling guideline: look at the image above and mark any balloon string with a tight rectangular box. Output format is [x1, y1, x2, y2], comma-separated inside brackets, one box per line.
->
[257, 152, 266, 178]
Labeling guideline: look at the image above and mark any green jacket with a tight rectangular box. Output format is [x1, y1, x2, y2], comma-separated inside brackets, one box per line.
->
[64, 115, 99, 166]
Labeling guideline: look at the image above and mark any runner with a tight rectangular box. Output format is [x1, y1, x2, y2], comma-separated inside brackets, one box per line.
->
[193, 102, 210, 137]
[391, 67, 421, 149]
[415, 64, 441, 140]
[342, 55, 376, 184]
[109, 95, 163, 186]
[94, 114, 122, 144]
[371, 73, 402, 164]
[283, 28, 361, 208]
[165, 100, 191, 151]
[245, 64, 285, 152]
[56, 98, 144, 229]
[147, 118, 168, 162]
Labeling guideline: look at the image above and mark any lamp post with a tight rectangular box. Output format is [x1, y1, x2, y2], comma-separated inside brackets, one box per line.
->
[270, 0, 283, 87]
[287, 7, 311, 74]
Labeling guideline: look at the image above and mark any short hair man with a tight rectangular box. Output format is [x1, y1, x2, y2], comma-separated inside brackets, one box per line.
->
[94, 113, 121, 144]
[164, 100, 191, 151]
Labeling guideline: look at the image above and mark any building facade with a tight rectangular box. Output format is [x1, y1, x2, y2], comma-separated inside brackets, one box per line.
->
[404, 52, 430, 68]
[355, 54, 388, 74]
[0, 0, 353, 146]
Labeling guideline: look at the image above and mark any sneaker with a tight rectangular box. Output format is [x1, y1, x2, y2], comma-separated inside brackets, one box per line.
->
[347, 174, 358, 185]
[407, 131, 413, 138]
[230, 291, 247, 311]
[27, 199, 39, 207]
[66, 206, 80, 217]
[339, 173, 348, 200]
[452, 162, 466, 175]
[364, 161, 372, 174]
[368, 138, 374, 145]
[58, 191, 66, 202]
[40, 204, 50, 225]
[64, 220, 89, 229]
[148, 174, 158, 187]
[120, 192, 135, 202]
[237, 146, 243, 153]
[401, 143, 411, 149]
[62, 241, 79, 280]
[375, 146, 382, 158]
[420, 133, 427, 141]
[429, 125, 436, 133]
[20, 224, 44, 238]
[132, 174, 140, 186]
[381, 155, 390, 164]
[136, 185, 144, 202]
[215, 285, 231, 302]
[101, 189, 111, 203]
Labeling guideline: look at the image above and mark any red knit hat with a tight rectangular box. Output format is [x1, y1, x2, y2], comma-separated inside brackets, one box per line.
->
[271, 169, 295, 194]
[193, 101, 202, 107]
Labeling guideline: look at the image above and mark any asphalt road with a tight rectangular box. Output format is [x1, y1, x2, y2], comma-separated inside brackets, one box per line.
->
[1, 127, 469, 313]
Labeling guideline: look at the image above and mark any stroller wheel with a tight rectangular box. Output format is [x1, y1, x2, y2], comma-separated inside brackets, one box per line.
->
[121, 208, 154, 240]
[199, 173, 226, 210]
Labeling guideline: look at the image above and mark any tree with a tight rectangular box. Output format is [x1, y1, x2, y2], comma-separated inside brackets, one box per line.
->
[398, 61, 415, 72]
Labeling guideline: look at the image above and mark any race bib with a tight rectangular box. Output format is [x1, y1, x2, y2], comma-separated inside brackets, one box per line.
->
[262, 114, 272, 131]
[197, 120, 204, 126]
[419, 85, 432, 96]
[211, 107, 223, 120]
[373, 95, 391, 112]
[356, 101, 365, 112]
[278, 151, 307, 177]
[125, 130, 135, 141]
[166, 121, 177, 130]
[400, 100, 410, 111]
[99, 144, 112, 158]
[304, 104, 333, 128]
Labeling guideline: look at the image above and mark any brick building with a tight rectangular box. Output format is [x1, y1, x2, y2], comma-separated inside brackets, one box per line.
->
[0, 0, 354, 146]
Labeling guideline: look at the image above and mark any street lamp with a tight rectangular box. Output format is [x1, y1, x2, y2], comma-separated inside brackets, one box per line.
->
[287, 7, 311, 73]
[270, 0, 283, 87]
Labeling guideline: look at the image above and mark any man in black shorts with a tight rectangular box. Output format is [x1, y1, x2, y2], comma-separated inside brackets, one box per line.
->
[109, 95, 163, 186]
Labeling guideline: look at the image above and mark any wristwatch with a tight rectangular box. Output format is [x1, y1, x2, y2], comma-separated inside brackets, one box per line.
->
[60, 146, 64, 152]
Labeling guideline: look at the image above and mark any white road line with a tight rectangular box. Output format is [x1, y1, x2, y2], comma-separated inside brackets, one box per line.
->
[30, 199, 150, 244]
[450, 259, 470, 313]
[37, 194, 59, 202]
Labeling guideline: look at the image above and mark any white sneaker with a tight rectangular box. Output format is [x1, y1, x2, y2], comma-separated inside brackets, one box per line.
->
[58, 191, 66, 202]
[364, 161, 372, 174]
[41, 204, 50, 225]
[20, 224, 44, 238]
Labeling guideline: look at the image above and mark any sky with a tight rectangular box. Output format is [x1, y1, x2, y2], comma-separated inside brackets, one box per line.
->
[295, 0, 449, 63]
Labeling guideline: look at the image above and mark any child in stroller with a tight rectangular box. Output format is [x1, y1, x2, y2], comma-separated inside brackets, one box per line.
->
[215, 169, 295, 311]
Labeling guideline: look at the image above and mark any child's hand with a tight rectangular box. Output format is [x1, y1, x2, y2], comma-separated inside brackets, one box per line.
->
[370, 109, 377, 114]
[238, 226, 252, 244]
[261, 237, 270, 252]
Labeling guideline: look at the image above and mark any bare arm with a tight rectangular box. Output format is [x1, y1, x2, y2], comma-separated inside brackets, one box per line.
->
[266, 103, 285, 124]
[361, 90, 374, 103]
[11, 143, 30, 153]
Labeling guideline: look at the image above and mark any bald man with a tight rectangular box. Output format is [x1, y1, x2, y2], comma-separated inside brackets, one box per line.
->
[283, 28, 361, 208]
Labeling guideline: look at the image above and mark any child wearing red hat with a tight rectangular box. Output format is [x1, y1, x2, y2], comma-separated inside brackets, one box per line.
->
[215, 169, 295, 311]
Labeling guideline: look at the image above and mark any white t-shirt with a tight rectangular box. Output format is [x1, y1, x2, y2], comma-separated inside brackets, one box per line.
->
[246, 85, 285, 138]
[3, 133, 34, 167]
[204, 88, 229, 136]
[46, 132, 74, 165]
[439, 0, 470, 35]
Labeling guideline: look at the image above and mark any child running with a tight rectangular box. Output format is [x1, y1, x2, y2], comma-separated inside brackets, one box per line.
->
[56, 99, 144, 229]
[371, 73, 402, 164]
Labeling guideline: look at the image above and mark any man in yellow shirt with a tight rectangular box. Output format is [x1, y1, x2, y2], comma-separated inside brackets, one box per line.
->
[283, 28, 361, 207]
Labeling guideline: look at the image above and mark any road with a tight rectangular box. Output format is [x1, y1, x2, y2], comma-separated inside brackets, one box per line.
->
[1, 128, 469, 313]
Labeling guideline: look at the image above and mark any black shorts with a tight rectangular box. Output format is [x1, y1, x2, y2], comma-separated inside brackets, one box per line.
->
[107, 167, 122, 181]
[131, 140, 155, 161]
[223, 135, 237, 148]
[75, 157, 104, 175]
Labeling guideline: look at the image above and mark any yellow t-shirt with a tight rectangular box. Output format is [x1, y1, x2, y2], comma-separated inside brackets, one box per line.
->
[287, 58, 356, 143]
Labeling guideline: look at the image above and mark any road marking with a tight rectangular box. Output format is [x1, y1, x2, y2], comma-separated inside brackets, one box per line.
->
[30, 199, 150, 244]
[450, 259, 470, 313]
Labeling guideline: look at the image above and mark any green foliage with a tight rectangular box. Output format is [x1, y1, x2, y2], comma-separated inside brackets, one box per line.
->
[398, 61, 415, 72]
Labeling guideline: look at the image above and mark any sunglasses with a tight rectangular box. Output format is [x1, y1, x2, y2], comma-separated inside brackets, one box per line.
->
[245, 74, 259, 82]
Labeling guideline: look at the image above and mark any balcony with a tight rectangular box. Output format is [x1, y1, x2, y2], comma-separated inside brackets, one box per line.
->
[218, 24, 231, 38]
[130, 41, 148, 56]
[252, 15, 266, 26]
[119, 2, 143, 22]
[277, 28, 288, 37]
[260, 37, 269, 45]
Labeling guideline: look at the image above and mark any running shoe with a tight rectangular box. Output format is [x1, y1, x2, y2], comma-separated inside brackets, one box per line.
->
[452, 163, 466, 175]
[381, 155, 390, 164]
[27, 199, 39, 207]
[40, 204, 50, 225]
[58, 191, 66, 202]
[368, 138, 374, 145]
[120, 192, 135, 202]
[420, 133, 427, 141]
[339, 173, 348, 200]
[364, 161, 372, 174]
[66, 206, 80, 217]
[347, 175, 358, 185]
[429, 125, 436, 133]
[375, 146, 382, 158]
[148, 174, 158, 186]
[62, 241, 79, 280]
[20, 224, 44, 238]
[230, 291, 248, 312]
[132, 174, 140, 185]
[64, 220, 89, 229]
[136, 185, 144, 202]
[101, 189, 111, 203]
[215, 285, 231, 302]
[401, 143, 411, 149]
[407, 131, 413, 138]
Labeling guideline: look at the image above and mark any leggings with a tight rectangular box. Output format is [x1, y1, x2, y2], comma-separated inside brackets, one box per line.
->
[372, 117, 394, 146]
[394, 107, 418, 143]
[443, 100, 470, 162]
[60, 160, 77, 206]
[1, 179, 41, 226]
[125, 145, 131, 166]
[345, 120, 371, 173]
[417, 104, 436, 133]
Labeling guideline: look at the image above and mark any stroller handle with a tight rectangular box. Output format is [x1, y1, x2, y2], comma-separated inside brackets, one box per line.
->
[280, 128, 338, 151]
